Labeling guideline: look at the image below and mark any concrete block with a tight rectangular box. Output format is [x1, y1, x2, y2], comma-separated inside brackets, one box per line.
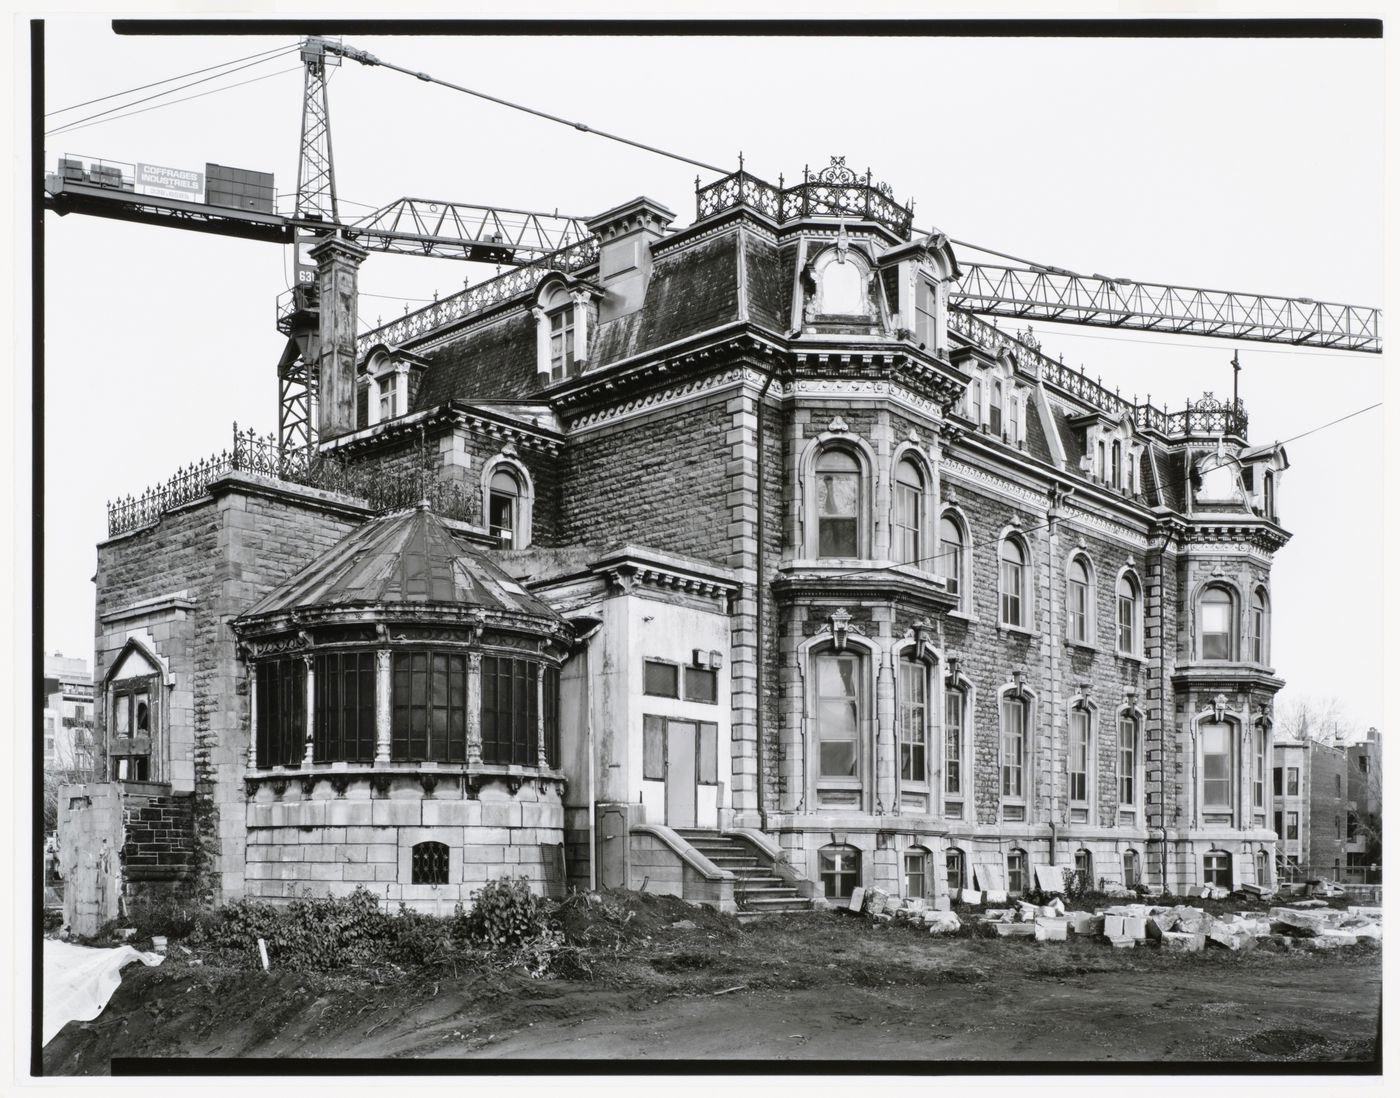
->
[993, 922, 1035, 938]
[1122, 916, 1147, 940]
[1034, 918, 1068, 942]
[1103, 914, 1125, 938]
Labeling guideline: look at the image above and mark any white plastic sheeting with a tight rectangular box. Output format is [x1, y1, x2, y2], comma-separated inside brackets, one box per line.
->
[43, 939, 164, 1046]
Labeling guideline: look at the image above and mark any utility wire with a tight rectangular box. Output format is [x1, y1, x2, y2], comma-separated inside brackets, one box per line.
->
[45, 46, 301, 136]
[834, 399, 1382, 582]
[47, 66, 302, 139]
[45, 41, 297, 116]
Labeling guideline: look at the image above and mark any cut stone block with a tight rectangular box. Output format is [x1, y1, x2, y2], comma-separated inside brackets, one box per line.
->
[981, 908, 1015, 923]
[984, 890, 1008, 904]
[848, 886, 866, 913]
[993, 921, 1035, 937]
[1016, 900, 1040, 922]
[1066, 912, 1103, 936]
[1122, 916, 1147, 940]
[1351, 923, 1381, 941]
[932, 895, 951, 912]
[926, 912, 961, 935]
[1103, 914, 1125, 938]
[1106, 935, 1137, 949]
[1206, 922, 1256, 952]
[1317, 928, 1357, 947]
[1034, 917, 1068, 942]
[960, 888, 983, 905]
[1160, 930, 1205, 953]
[1347, 905, 1382, 918]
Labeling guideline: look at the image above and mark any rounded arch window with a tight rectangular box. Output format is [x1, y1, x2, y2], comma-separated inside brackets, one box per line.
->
[1123, 849, 1142, 889]
[815, 447, 862, 558]
[1074, 847, 1094, 884]
[1255, 848, 1271, 887]
[488, 467, 522, 546]
[1200, 586, 1235, 660]
[904, 846, 931, 900]
[1250, 587, 1270, 664]
[939, 513, 966, 602]
[815, 253, 868, 316]
[892, 458, 926, 566]
[1007, 848, 1029, 894]
[999, 537, 1028, 627]
[1116, 573, 1141, 654]
[946, 846, 967, 892]
[1067, 556, 1092, 643]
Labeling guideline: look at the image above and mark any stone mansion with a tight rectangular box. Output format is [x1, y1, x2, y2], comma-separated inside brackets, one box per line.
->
[61, 159, 1291, 929]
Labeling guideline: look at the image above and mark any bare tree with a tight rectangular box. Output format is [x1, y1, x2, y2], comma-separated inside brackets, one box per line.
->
[1275, 695, 1364, 744]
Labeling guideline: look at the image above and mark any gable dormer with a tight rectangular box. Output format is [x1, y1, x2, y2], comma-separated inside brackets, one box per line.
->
[1068, 410, 1143, 495]
[359, 343, 428, 428]
[880, 230, 960, 358]
[951, 347, 1029, 449]
[1239, 442, 1289, 521]
[801, 231, 879, 331]
[1187, 440, 1251, 513]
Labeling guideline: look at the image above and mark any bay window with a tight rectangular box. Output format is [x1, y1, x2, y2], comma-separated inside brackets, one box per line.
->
[315, 652, 376, 763]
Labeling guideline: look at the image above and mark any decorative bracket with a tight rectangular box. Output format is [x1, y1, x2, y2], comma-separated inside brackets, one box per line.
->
[370, 773, 392, 798]
[828, 415, 849, 434]
[299, 776, 315, 797]
[829, 607, 852, 651]
[1010, 669, 1026, 699]
[243, 777, 258, 798]
[271, 778, 288, 798]
[419, 773, 439, 796]
[465, 774, 482, 800]
[506, 775, 524, 795]
[330, 775, 350, 798]
[1212, 693, 1229, 723]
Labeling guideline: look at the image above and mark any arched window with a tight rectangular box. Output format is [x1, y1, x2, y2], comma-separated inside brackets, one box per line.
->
[815, 650, 861, 779]
[1074, 848, 1094, 883]
[488, 468, 521, 546]
[1117, 712, 1139, 808]
[1116, 573, 1141, 655]
[892, 459, 925, 566]
[1069, 705, 1092, 805]
[989, 380, 1004, 436]
[1201, 721, 1235, 812]
[946, 847, 967, 892]
[1199, 586, 1235, 661]
[815, 447, 862, 559]
[898, 654, 929, 785]
[819, 844, 861, 899]
[1255, 848, 1271, 887]
[1203, 849, 1232, 889]
[411, 841, 450, 885]
[999, 537, 1027, 628]
[904, 846, 930, 899]
[818, 259, 866, 315]
[1263, 470, 1276, 518]
[1000, 692, 1028, 806]
[943, 682, 965, 802]
[1067, 556, 1092, 644]
[1007, 848, 1029, 894]
[1250, 588, 1269, 664]
[939, 513, 967, 609]
[1123, 849, 1141, 889]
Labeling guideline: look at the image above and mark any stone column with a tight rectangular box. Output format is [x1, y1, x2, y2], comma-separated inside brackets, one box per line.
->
[302, 654, 316, 768]
[873, 646, 895, 816]
[536, 666, 549, 769]
[532, 307, 550, 380]
[247, 664, 258, 771]
[467, 653, 483, 766]
[375, 650, 392, 764]
[309, 235, 370, 442]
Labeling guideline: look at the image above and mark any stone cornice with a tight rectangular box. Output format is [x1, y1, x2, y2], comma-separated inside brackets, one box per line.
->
[589, 546, 740, 605]
[771, 562, 958, 611]
[1171, 665, 1286, 695]
[1181, 518, 1291, 554]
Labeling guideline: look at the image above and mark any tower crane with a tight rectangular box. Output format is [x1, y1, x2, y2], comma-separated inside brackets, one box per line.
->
[44, 36, 1383, 457]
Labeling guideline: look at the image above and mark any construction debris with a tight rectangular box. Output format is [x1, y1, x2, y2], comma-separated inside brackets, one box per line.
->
[925, 912, 961, 935]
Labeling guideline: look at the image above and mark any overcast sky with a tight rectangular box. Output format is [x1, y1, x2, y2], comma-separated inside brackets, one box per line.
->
[33, 19, 1384, 729]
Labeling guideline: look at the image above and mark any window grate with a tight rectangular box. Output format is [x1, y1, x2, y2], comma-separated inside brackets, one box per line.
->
[411, 841, 450, 885]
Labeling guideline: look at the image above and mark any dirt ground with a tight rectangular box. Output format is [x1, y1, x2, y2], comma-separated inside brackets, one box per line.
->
[43, 900, 1381, 1072]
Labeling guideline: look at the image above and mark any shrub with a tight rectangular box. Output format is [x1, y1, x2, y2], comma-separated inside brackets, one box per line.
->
[192, 887, 390, 971]
[465, 877, 550, 951]
[126, 895, 199, 941]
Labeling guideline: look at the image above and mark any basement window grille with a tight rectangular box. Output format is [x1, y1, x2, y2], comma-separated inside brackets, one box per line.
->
[411, 841, 449, 885]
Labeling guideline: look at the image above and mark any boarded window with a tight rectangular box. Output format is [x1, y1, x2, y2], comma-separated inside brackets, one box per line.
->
[684, 666, 718, 704]
[643, 660, 679, 698]
[543, 666, 560, 769]
[643, 715, 665, 780]
[698, 722, 718, 784]
[315, 652, 376, 763]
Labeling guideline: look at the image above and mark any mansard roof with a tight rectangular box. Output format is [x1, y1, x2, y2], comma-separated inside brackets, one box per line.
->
[239, 505, 563, 624]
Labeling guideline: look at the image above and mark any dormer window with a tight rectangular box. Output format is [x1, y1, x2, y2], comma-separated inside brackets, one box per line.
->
[482, 457, 534, 550]
[365, 354, 411, 427]
[534, 277, 597, 384]
[807, 244, 873, 320]
[489, 470, 520, 545]
[989, 380, 1004, 436]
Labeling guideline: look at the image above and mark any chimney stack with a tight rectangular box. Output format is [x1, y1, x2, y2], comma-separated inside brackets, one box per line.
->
[585, 197, 675, 323]
[311, 235, 369, 443]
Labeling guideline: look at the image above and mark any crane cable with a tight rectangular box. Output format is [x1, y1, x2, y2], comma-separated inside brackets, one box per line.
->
[45, 45, 302, 136]
[46, 41, 298, 116]
[332, 46, 729, 176]
[47, 65, 303, 139]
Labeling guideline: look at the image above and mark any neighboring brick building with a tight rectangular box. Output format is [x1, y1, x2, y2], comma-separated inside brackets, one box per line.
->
[63, 158, 1292, 928]
[1345, 728, 1382, 882]
[1271, 734, 1349, 883]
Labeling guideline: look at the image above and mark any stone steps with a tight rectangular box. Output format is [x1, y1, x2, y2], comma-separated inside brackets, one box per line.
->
[675, 829, 816, 918]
